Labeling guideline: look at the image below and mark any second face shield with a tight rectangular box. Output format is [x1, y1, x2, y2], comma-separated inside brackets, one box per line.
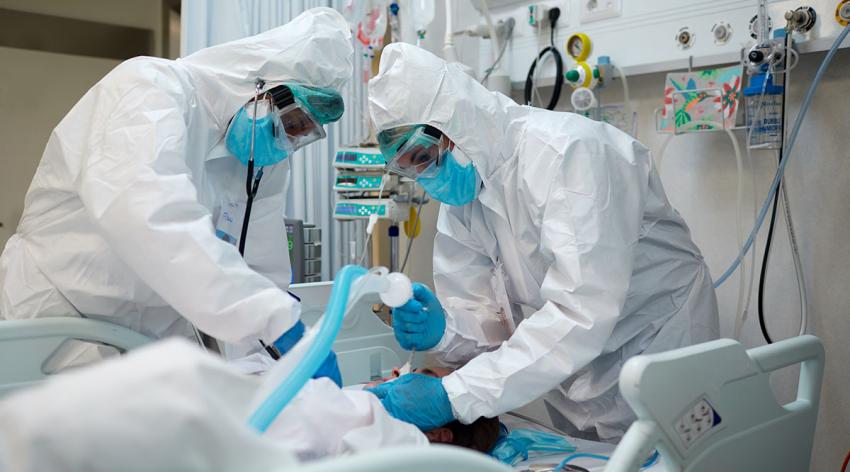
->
[378, 125, 447, 180]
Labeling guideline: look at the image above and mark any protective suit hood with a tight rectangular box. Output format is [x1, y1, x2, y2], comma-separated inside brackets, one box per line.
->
[181, 7, 352, 131]
[368, 43, 524, 179]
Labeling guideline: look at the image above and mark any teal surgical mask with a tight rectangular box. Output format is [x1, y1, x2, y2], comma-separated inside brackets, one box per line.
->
[225, 100, 291, 167]
[417, 151, 481, 206]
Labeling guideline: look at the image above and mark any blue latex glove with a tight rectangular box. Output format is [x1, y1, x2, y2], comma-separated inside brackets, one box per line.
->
[366, 373, 454, 431]
[273, 320, 342, 387]
[272, 320, 306, 353]
[391, 283, 446, 351]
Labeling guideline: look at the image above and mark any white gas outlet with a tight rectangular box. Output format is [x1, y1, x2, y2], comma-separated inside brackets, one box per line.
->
[580, 0, 622, 24]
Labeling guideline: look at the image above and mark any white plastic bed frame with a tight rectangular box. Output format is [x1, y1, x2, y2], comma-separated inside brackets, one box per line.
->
[0, 280, 409, 396]
[0, 317, 153, 397]
[607, 334, 824, 471]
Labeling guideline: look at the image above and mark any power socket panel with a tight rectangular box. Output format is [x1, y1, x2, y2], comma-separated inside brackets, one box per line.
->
[580, 0, 622, 23]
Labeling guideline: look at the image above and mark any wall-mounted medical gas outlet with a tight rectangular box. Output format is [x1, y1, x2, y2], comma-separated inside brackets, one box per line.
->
[580, 0, 622, 24]
[748, 13, 773, 39]
[785, 6, 818, 32]
[711, 21, 733, 44]
[836, 0, 850, 25]
[676, 26, 695, 49]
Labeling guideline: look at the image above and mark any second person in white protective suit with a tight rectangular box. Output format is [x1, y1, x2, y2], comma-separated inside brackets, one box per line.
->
[366, 43, 720, 441]
[0, 8, 351, 372]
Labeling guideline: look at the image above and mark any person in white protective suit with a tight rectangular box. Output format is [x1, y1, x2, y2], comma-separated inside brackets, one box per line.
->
[0, 8, 352, 368]
[366, 44, 720, 441]
[0, 339, 428, 471]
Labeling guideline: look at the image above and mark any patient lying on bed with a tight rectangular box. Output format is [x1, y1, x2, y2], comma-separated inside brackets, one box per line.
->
[0, 340, 505, 471]
[360, 366, 501, 454]
[0, 339, 428, 470]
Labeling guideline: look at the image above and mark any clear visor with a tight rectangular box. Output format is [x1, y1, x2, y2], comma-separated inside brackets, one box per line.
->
[277, 102, 326, 151]
[229, 94, 327, 155]
[382, 128, 446, 180]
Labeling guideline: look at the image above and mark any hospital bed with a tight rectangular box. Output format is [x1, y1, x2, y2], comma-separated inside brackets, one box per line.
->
[289, 283, 826, 471]
[0, 317, 152, 397]
[0, 280, 407, 398]
[0, 286, 824, 471]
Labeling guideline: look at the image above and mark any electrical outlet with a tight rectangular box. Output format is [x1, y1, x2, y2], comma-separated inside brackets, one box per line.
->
[674, 398, 722, 448]
[580, 0, 622, 24]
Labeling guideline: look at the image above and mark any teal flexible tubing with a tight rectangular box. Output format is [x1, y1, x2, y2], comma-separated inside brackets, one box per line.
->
[714, 24, 850, 287]
[247, 264, 368, 432]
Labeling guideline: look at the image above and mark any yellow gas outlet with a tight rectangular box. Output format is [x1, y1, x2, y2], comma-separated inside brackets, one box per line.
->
[837, 0, 850, 26]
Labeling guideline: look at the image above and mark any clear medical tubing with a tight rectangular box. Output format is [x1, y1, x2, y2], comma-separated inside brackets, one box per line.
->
[247, 264, 369, 432]
[714, 23, 850, 287]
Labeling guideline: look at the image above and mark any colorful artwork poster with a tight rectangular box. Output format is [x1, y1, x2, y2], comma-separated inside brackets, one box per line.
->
[659, 65, 743, 132]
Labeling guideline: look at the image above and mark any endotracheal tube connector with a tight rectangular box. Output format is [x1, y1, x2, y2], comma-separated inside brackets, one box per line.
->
[247, 265, 412, 433]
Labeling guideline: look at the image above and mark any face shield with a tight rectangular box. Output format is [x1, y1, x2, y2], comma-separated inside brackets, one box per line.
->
[276, 100, 326, 151]
[378, 125, 449, 180]
[226, 83, 343, 164]
[271, 83, 344, 152]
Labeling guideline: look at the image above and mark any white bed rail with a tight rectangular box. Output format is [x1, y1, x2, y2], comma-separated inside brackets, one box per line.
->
[608, 335, 824, 471]
[0, 317, 153, 397]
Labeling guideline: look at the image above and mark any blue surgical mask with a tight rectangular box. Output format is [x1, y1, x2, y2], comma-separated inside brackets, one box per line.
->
[490, 427, 576, 465]
[417, 151, 481, 206]
[225, 107, 290, 167]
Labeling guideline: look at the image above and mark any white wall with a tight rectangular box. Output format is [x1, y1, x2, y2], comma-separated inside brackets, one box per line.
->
[409, 3, 850, 470]
[0, 0, 164, 246]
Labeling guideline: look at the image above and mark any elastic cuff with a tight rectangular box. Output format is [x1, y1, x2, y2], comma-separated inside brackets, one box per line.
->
[441, 372, 479, 425]
[260, 298, 301, 345]
[432, 324, 454, 352]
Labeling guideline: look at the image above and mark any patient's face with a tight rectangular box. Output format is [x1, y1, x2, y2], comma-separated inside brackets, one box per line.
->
[364, 366, 452, 388]
[367, 366, 500, 452]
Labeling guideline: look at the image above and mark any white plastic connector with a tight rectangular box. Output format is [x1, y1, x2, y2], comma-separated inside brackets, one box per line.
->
[379, 272, 413, 308]
[366, 213, 379, 235]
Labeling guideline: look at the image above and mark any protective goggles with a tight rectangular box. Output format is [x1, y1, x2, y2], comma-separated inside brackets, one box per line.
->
[226, 85, 327, 155]
[378, 125, 448, 180]
[276, 100, 326, 151]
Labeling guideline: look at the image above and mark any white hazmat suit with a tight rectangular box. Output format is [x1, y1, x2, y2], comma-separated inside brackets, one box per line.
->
[0, 339, 427, 471]
[369, 44, 719, 440]
[0, 8, 352, 357]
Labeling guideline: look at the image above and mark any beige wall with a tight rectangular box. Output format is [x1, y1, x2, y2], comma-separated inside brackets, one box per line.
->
[0, 0, 164, 246]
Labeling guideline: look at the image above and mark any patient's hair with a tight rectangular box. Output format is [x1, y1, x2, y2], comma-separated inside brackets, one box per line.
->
[445, 416, 500, 453]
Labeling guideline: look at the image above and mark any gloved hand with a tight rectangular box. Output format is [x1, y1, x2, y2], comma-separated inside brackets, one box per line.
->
[366, 373, 455, 431]
[273, 320, 342, 387]
[314, 350, 342, 387]
[272, 319, 306, 354]
[391, 283, 446, 351]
